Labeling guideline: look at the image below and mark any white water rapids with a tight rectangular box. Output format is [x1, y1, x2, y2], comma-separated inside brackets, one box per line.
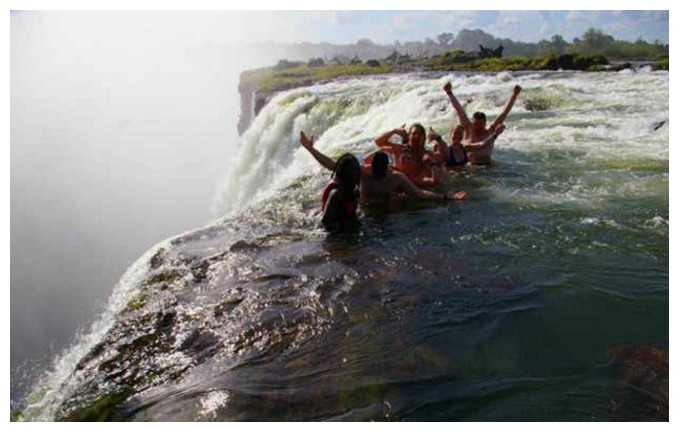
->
[213, 69, 668, 217]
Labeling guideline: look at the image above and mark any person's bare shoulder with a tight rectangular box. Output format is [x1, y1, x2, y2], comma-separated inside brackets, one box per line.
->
[389, 170, 408, 182]
[389, 171, 413, 190]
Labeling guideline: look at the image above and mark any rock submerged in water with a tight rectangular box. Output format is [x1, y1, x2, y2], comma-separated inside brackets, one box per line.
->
[606, 343, 668, 420]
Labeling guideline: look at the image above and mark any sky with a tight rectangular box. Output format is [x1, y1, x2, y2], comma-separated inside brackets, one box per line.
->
[251, 10, 670, 45]
[7, 5, 671, 47]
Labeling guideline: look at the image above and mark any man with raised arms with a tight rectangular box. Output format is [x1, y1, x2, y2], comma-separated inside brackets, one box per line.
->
[443, 81, 521, 165]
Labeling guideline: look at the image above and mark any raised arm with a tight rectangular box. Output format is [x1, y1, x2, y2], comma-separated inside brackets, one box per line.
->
[489, 85, 521, 130]
[465, 124, 506, 150]
[374, 125, 408, 149]
[443, 82, 472, 129]
[428, 127, 449, 165]
[299, 131, 335, 171]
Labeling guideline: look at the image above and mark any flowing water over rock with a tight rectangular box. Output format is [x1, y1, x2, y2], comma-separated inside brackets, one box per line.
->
[19, 70, 668, 421]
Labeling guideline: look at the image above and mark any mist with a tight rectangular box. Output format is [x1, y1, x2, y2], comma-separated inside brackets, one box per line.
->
[10, 11, 291, 404]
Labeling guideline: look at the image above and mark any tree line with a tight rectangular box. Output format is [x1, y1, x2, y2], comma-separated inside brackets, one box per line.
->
[245, 28, 668, 64]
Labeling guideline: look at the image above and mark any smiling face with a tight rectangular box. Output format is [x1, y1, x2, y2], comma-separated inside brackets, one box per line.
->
[408, 124, 426, 148]
[472, 112, 487, 133]
[399, 150, 415, 173]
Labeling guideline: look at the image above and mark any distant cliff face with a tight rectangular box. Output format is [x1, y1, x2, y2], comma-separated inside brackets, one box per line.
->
[237, 72, 315, 135]
[237, 74, 254, 135]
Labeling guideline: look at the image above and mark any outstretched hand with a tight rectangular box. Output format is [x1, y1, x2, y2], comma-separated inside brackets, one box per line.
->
[513, 84, 522, 95]
[443, 81, 452, 94]
[447, 191, 468, 200]
[393, 124, 408, 141]
[300, 131, 315, 150]
[427, 127, 442, 142]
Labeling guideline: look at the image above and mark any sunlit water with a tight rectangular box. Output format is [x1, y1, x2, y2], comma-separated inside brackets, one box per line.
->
[18, 70, 668, 421]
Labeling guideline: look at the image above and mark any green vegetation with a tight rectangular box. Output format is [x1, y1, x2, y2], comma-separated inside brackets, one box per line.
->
[241, 27, 668, 94]
[423, 52, 609, 72]
[61, 390, 134, 421]
[122, 292, 150, 312]
[242, 51, 614, 95]
[142, 269, 185, 287]
[252, 27, 668, 69]
[241, 62, 389, 93]
[563, 28, 669, 60]
[654, 59, 669, 70]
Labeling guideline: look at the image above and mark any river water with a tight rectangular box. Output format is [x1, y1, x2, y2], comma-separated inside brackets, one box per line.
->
[19, 70, 668, 421]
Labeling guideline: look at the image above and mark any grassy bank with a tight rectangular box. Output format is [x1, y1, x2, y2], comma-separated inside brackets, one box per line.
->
[241, 52, 669, 94]
[241, 62, 390, 93]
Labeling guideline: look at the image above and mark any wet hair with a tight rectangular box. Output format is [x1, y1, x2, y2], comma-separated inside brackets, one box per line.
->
[334, 153, 361, 188]
[450, 124, 465, 141]
[408, 123, 426, 147]
[408, 123, 426, 136]
[399, 148, 414, 164]
[371, 151, 390, 180]
[472, 111, 487, 122]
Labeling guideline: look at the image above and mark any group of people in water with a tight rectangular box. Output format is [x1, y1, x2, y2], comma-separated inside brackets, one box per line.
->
[299, 81, 522, 232]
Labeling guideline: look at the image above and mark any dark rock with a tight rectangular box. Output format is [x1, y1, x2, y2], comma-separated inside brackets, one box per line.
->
[179, 330, 221, 363]
[479, 44, 503, 59]
[307, 58, 325, 67]
[275, 59, 302, 70]
[150, 248, 166, 270]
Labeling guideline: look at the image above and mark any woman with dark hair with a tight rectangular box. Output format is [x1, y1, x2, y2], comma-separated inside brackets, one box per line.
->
[320, 153, 361, 232]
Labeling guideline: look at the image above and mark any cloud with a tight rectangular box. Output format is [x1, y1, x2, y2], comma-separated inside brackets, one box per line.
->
[200, 10, 672, 45]
[13, 10, 668, 46]
[497, 11, 522, 26]
[566, 11, 583, 21]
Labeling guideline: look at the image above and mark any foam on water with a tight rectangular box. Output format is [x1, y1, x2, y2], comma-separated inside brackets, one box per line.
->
[19, 240, 167, 420]
[213, 70, 668, 217]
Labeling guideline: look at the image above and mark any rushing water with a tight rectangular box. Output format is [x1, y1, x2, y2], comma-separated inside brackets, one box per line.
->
[18, 70, 668, 421]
